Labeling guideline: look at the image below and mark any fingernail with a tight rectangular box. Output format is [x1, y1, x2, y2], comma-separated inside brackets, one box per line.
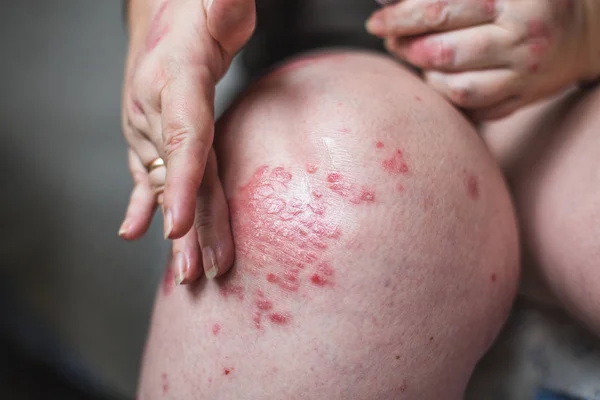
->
[173, 252, 187, 285]
[203, 247, 219, 280]
[207, 0, 214, 11]
[163, 208, 173, 239]
[118, 220, 129, 237]
[366, 12, 385, 34]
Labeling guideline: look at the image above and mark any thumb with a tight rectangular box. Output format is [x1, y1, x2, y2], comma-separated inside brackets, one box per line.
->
[206, 0, 256, 55]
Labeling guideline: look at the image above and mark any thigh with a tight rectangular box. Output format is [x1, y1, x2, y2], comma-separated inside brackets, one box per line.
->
[483, 83, 600, 334]
[138, 51, 519, 400]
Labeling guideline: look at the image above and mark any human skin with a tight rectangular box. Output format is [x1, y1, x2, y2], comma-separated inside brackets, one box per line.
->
[137, 51, 520, 399]
[120, 0, 255, 283]
[483, 82, 600, 336]
[367, 0, 600, 120]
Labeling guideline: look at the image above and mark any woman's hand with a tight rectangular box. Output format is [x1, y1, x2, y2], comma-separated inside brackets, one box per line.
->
[120, 0, 255, 283]
[367, 0, 600, 120]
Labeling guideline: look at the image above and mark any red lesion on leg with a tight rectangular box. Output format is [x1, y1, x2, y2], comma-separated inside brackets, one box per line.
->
[222, 165, 352, 329]
[161, 373, 169, 394]
[382, 149, 410, 174]
[326, 172, 376, 204]
[466, 175, 479, 200]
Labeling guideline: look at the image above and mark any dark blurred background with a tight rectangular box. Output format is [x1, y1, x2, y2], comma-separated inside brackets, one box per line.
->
[0, 1, 165, 399]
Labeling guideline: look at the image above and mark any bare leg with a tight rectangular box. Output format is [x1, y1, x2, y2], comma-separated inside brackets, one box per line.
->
[138, 51, 519, 400]
[483, 82, 600, 335]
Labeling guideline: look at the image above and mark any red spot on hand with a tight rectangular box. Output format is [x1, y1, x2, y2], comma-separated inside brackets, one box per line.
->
[406, 37, 454, 68]
[397, 184, 404, 192]
[491, 273, 497, 283]
[224, 368, 233, 376]
[145, 2, 170, 51]
[270, 312, 291, 324]
[161, 267, 174, 296]
[467, 175, 479, 200]
[483, 0, 495, 15]
[382, 149, 409, 174]
[161, 373, 169, 394]
[376, 141, 385, 149]
[414, 96, 422, 102]
[212, 324, 221, 335]
[527, 20, 551, 63]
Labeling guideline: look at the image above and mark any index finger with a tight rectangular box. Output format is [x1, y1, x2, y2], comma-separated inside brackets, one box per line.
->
[160, 66, 216, 239]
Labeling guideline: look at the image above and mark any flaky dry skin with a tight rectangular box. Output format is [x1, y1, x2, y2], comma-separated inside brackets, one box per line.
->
[137, 51, 519, 400]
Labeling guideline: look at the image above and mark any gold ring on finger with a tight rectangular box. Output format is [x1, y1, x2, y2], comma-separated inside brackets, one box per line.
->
[146, 157, 165, 172]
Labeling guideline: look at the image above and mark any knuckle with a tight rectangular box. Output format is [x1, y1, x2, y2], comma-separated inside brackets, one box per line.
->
[163, 126, 189, 158]
[131, 171, 147, 184]
[194, 207, 214, 231]
[132, 57, 168, 100]
[408, 39, 454, 68]
[448, 81, 474, 106]
[423, 0, 449, 28]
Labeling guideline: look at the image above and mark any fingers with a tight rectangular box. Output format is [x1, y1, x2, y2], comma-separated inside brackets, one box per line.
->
[385, 25, 510, 71]
[470, 95, 523, 121]
[170, 227, 202, 285]
[424, 69, 519, 109]
[119, 149, 157, 240]
[367, 0, 497, 37]
[194, 148, 235, 279]
[206, 0, 256, 55]
[160, 69, 215, 239]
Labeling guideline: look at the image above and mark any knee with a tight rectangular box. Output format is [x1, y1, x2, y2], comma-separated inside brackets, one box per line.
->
[215, 51, 520, 397]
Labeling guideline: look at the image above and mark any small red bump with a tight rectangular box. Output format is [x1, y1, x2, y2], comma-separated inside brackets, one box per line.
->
[306, 163, 318, 174]
[491, 273, 497, 283]
[266, 273, 279, 283]
[359, 189, 375, 203]
[253, 312, 262, 329]
[212, 324, 221, 335]
[327, 172, 342, 183]
[224, 368, 232, 376]
[270, 312, 291, 324]
[397, 184, 404, 192]
[311, 274, 327, 286]
[256, 299, 273, 310]
[161, 373, 169, 394]
[376, 141, 384, 149]
[467, 175, 479, 200]
[415, 96, 422, 102]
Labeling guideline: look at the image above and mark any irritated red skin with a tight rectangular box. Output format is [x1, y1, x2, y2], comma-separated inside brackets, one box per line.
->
[467, 175, 479, 200]
[145, 1, 170, 52]
[326, 172, 376, 204]
[382, 149, 410, 174]
[161, 373, 168, 394]
[223, 165, 365, 329]
[212, 324, 221, 335]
